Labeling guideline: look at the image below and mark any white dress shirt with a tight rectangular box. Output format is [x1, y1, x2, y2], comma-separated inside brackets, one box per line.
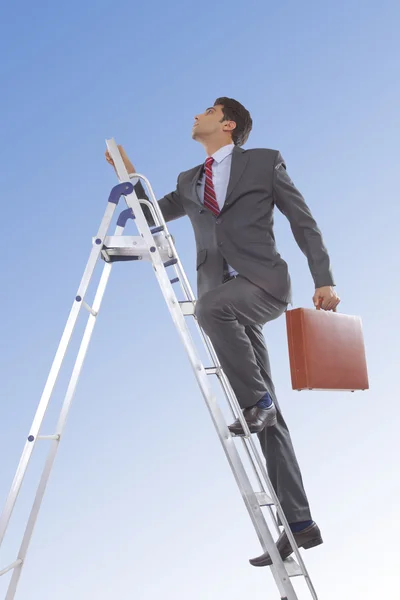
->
[198, 143, 238, 277]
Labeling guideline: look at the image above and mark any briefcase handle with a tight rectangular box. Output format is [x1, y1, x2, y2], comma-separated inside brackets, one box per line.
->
[316, 299, 337, 313]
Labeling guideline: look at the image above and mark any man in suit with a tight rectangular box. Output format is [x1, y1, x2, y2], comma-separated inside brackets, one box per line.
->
[105, 97, 340, 566]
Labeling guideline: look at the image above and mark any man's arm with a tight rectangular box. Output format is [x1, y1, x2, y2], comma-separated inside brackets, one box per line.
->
[134, 178, 185, 226]
[272, 152, 339, 311]
[105, 145, 186, 225]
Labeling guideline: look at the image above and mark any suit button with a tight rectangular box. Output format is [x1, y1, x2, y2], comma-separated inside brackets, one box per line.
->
[217, 241, 223, 247]
[199, 209, 204, 214]
[216, 218, 221, 224]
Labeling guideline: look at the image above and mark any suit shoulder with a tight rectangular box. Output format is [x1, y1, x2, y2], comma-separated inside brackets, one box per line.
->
[243, 147, 281, 161]
[178, 163, 202, 180]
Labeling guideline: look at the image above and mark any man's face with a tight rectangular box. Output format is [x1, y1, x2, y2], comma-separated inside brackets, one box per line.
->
[192, 104, 226, 140]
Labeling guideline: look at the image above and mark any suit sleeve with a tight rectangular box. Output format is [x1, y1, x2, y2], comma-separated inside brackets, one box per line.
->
[272, 152, 335, 288]
[134, 175, 186, 226]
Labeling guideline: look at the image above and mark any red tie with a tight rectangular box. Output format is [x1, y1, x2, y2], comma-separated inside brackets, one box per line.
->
[203, 157, 220, 216]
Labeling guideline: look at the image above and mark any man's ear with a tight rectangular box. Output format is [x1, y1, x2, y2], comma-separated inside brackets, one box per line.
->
[222, 120, 237, 133]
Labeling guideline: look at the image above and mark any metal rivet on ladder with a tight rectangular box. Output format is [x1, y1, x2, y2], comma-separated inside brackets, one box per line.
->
[95, 238, 102, 245]
[75, 296, 82, 302]
[150, 246, 156, 252]
[28, 435, 34, 442]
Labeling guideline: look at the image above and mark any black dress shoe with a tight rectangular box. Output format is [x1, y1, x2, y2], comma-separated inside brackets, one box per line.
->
[249, 522, 323, 567]
[228, 404, 277, 435]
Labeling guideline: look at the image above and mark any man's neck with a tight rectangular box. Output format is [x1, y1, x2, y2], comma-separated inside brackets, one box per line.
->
[202, 139, 234, 157]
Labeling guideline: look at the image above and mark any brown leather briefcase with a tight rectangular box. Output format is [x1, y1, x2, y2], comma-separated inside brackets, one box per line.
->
[286, 307, 369, 391]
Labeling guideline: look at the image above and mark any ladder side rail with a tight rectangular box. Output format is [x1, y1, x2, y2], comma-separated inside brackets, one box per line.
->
[127, 173, 198, 306]
[124, 170, 252, 439]
[126, 173, 280, 529]
[0, 190, 127, 549]
[128, 169, 317, 595]
[3, 213, 134, 599]
[128, 174, 281, 517]
[106, 140, 300, 600]
[122, 172, 282, 539]
[180, 235, 316, 593]
[192, 326, 284, 534]
[243, 434, 318, 597]
[138, 169, 314, 585]
[189, 320, 283, 538]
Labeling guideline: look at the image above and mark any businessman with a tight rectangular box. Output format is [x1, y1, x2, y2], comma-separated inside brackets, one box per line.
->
[105, 97, 340, 566]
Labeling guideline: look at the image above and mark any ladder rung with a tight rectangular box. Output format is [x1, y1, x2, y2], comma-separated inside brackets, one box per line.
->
[284, 556, 303, 578]
[163, 258, 178, 268]
[255, 491, 274, 506]
[230, 431, 250, 438]
[37, 434, 60, 441]
[170, 277, 179, 284]
[179, 301, 195, 315]
[205, 366, 221, 375]
[0, 559, 23, 577]
[151, 225, 165, 234]
[82, 301, 98, 317]
[102, 253, 141, 263]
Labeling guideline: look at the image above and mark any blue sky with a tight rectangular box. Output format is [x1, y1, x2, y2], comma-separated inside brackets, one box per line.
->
[1, 1, 399, 598]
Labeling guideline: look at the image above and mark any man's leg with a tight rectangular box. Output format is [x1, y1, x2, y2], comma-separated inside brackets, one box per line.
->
[195, 276, 285, 408]
[245, 322, 322, 566]
[195, 277, 322, 565]
[245, 324, 312, 523]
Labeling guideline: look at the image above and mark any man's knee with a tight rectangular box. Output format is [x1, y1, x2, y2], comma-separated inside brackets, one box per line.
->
[195, 294, 212, 329]
[195, 291, 222, 330]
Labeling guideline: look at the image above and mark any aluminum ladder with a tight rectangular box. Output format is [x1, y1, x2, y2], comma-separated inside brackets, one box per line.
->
[0, 139, 319, 600]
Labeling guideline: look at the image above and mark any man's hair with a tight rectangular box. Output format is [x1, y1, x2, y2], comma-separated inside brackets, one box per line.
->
[214, 97, 253, 146]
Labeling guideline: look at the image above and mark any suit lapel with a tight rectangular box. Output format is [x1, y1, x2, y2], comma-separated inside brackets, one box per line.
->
[188, 146, 249, 210]
[190, 163, 204, 207]
[223, 146, 249, 208]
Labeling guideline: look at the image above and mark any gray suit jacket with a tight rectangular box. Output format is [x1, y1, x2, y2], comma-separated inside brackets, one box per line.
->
[138, 146, 335, 303]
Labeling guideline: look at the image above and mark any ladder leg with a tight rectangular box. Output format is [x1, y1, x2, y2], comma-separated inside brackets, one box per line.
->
[4, 258, 113, 599]
[0, 192, 128, 548]
[0, 184, 133, 597]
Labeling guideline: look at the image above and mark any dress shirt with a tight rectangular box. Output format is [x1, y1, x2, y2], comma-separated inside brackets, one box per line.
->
[198, 143, 238, 277]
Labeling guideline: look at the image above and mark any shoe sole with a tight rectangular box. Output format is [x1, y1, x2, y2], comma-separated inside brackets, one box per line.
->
[250, 536, 323, 567]
[249, 414, 277, 433]
[302, 536, 323, 549]
[229, 413, 277, 436]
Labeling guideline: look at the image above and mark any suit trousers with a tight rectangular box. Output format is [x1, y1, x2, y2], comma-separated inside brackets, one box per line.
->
[195, 275, 312, 523]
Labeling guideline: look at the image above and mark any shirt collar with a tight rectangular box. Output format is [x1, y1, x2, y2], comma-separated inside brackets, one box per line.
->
[211, 143, 235, 164]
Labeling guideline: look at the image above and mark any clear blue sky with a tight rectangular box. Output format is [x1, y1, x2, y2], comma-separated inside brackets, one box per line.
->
[1, 1, 399, 599]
